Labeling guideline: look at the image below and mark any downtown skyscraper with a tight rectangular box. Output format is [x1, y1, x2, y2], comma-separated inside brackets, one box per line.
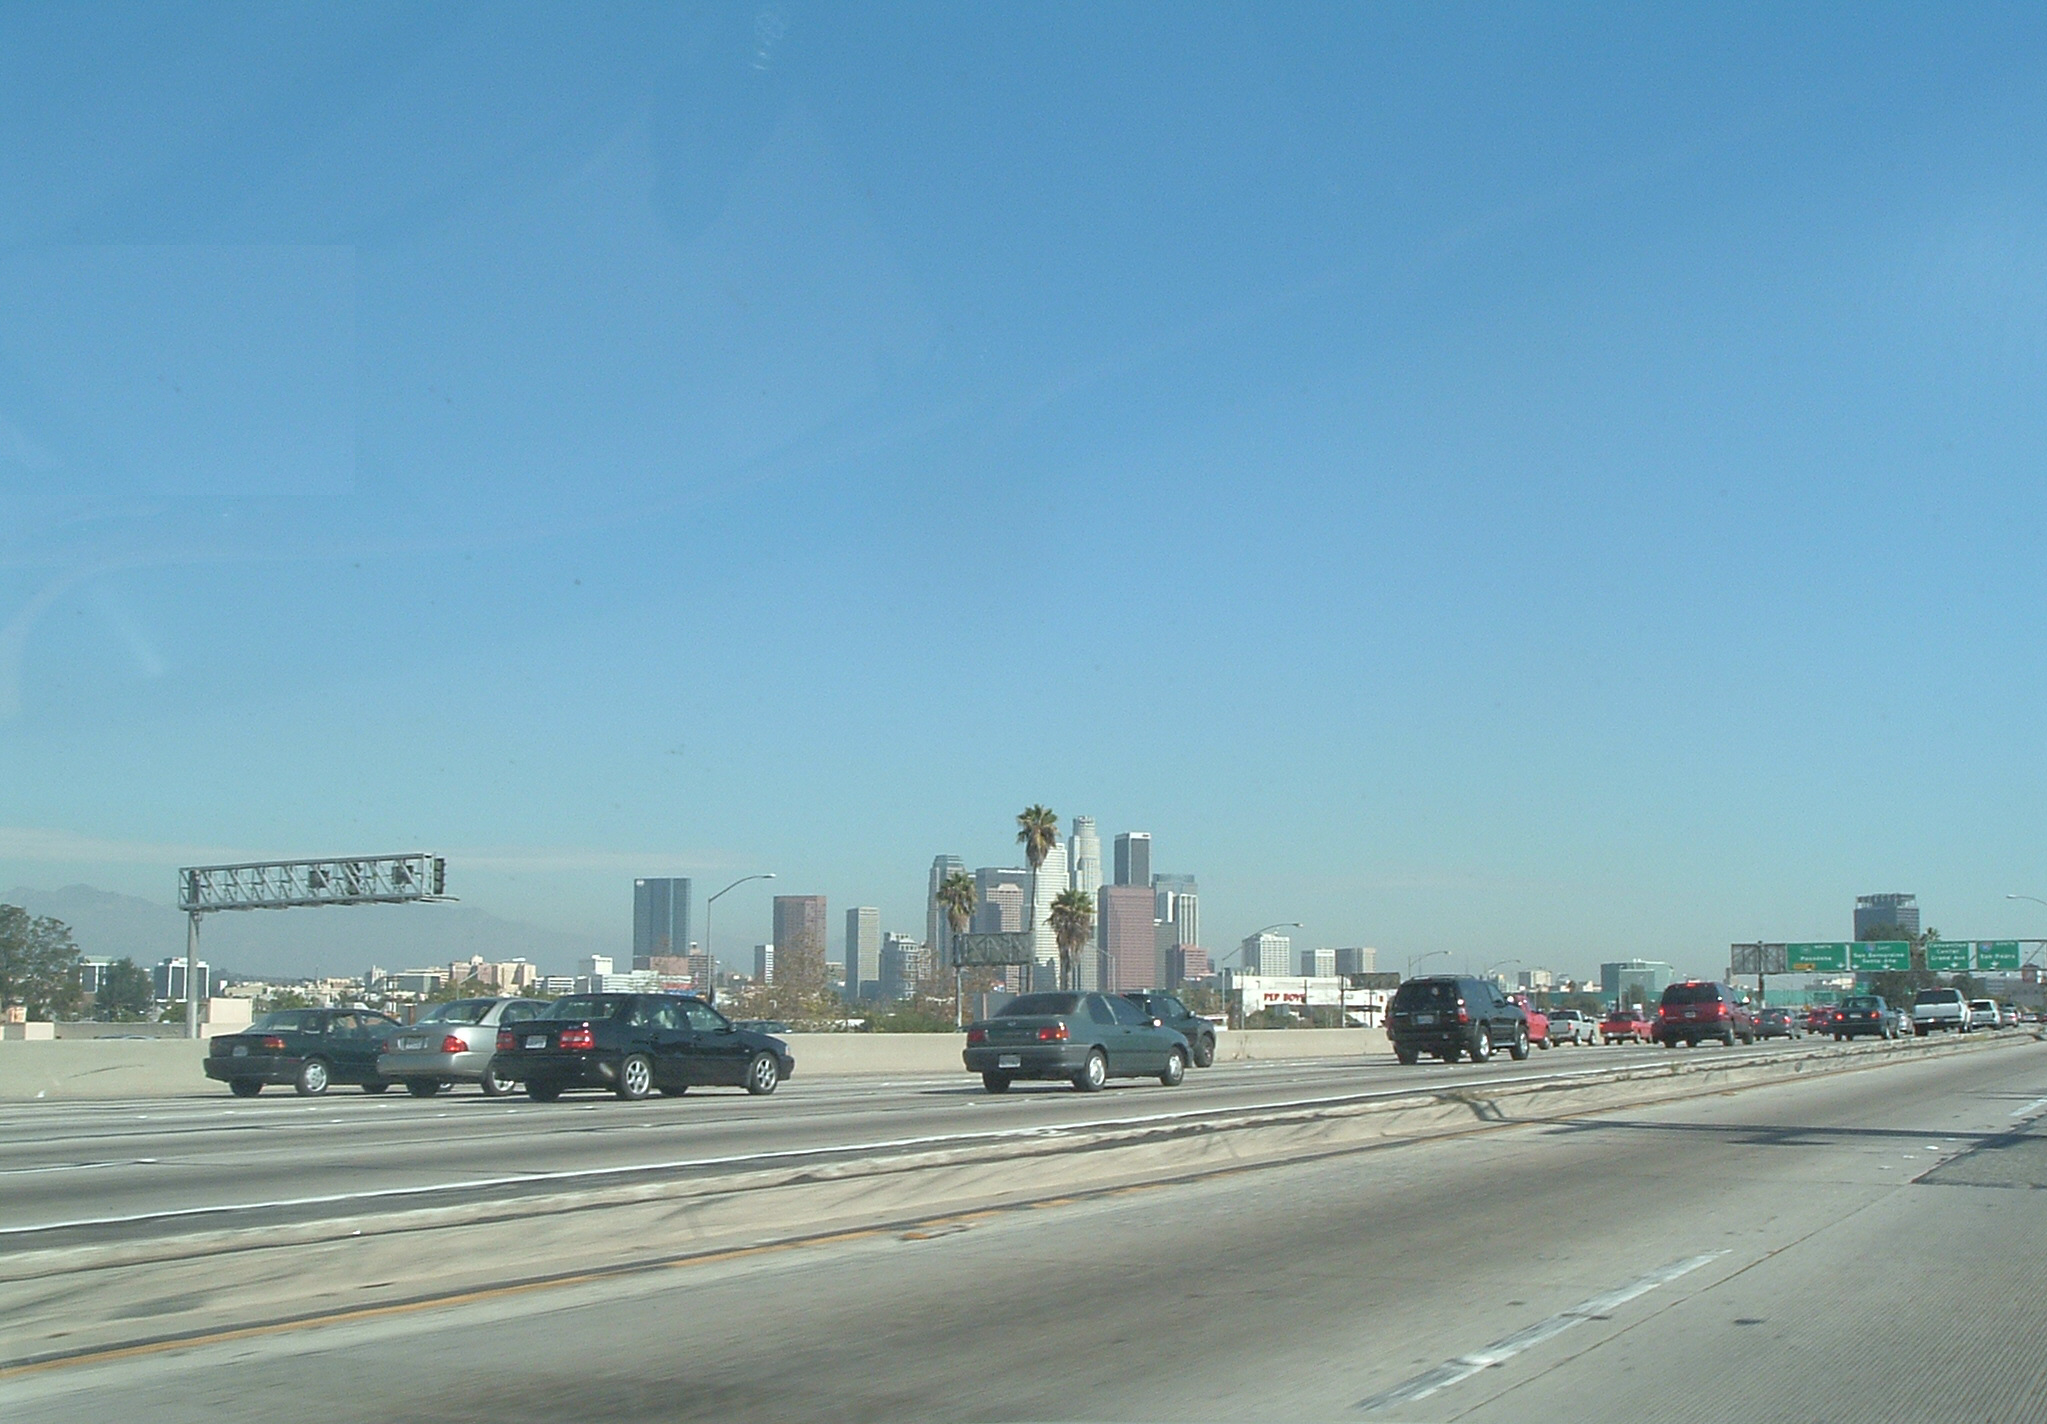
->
[927, 854, 965, 967]
[1068, 816, 1102, 898]
[771, 894, 827, 992]
[1114, 831, 1151, 888]
[633, 877, 691, 966]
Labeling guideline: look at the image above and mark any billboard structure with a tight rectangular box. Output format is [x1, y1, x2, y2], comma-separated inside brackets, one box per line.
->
[174, 853, 452, 1038]
[950, 931, 1037, 967]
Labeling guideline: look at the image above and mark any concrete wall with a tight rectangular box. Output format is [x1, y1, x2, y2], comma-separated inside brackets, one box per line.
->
[0, 1028, 1391, 1101]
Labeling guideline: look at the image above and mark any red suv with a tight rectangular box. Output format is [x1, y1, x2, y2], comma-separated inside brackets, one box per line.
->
[1654, 981, 1756, 1048]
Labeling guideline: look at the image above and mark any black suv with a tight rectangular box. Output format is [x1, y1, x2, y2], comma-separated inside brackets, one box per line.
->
[1653, 980, 1756, 1047]
[1386, 976, 1531, 1065]
[1122, 991, 1217, 1067]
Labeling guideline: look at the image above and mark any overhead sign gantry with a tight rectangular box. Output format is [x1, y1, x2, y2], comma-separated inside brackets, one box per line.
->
[175, 853, 452, 1037]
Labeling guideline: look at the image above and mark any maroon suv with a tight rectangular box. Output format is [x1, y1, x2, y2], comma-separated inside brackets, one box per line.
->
[1654, 980, 1756, 1048]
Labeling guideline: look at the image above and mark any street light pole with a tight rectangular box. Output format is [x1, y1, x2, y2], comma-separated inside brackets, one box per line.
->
[1404, 948, 1450, 979]
[705, 873, 776, 1000]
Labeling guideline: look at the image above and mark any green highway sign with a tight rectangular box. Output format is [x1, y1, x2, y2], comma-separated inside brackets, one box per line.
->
[1786, 942, 1850, 972]
[1977, 941, 2022, 971]
[1926, 942, 1971, 972]
[1851, 940, 1911, 972]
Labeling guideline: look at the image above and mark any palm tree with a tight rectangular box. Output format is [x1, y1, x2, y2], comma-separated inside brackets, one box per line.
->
[936, 869, 978, 1026]
[1016, 805, 1060, 988]
[1049, 888, 1095, 992]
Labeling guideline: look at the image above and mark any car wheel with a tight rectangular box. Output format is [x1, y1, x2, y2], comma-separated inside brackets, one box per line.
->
[229, 1078, 261, 1097]
[480, 1061, 517, 1097]
[744, 1051, 780, 1096]
[616, 1053, 654, 1100]
[405, 1079, 441, 1097]
[1073, 1049, 1108, 1091]
[525, 1078, 562, 1102]
[1160, 1047, 1187, 1087]
[361, 1080, 391, 1094]
[294, 1058, 330, 1096]
[1508, 1025, 1530, 1061]
[1469, 1027, 1492, 1063]
[1193, 1035, 1215, 1069]
[981, 1071, 1012, 1093]
[1721, 1030, 1736, 1046]
[1395, 1046, 1419, 1065]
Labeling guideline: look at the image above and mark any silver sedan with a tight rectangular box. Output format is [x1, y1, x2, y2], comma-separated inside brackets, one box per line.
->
[378, 997, 551, 1097]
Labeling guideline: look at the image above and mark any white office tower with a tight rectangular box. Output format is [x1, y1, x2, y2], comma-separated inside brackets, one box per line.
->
[1031, 841, 1068, 968]
[1068, 816, 1102, 897]
[1242, 932, 1292, 976]
[1301, 947, 1337, 977]
[926, 854, 965, 967]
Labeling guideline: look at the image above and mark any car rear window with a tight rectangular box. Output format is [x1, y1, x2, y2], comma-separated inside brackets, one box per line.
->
[250, 1011, 321, 1032]
[539, 995, 628, 1020]
[1914, 989, 1961, 1005]
[1661, 983, 1721, 1005]
[997, 994, 1079, 1017]
[1841, 996, 1880, 1010]
[1394, 981, 1457, 1007]
[418, 1000, 495, 1025]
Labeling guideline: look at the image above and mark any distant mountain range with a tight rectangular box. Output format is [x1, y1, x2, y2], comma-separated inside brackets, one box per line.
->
[2, 884, 611, 980]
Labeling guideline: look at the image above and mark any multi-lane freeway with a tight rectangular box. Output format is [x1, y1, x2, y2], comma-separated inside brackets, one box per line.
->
[1, 1036, 1857, 1242]
[4, 1034, 2044, 1423]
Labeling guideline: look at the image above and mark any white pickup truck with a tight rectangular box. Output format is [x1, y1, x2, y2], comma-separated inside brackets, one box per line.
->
[1911, 987, 1972, 1035]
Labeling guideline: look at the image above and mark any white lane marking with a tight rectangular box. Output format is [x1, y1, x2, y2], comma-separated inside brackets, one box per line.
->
[2008, 1095, 2047, 1119]
[1355, 1252, 1727, 1412]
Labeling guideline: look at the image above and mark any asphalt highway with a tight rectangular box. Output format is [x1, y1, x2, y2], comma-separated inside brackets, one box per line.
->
[4, 1035, 1845, 1243]
[4, 1033, 2041, 1423]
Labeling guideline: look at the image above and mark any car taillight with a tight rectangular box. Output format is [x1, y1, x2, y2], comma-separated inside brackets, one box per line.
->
[1712, 1003, 1729, 1018]
[1455, 999, 1469, 1024]
[261, 1036, 286, 1051]
[966, 1027, 987, 1045]
[496, 1029, 517, 1052]
[1036, 1024, 1069, 1041]
[558, 1025, 596, 1051]
[440, 1035, 468, 1054]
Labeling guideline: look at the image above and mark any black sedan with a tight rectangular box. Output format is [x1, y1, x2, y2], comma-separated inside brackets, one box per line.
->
[1122, 990, 1218, 1067]
[493, 993, 795, 1101]
[962, 991, 1190, 1093]
[205, 1009, 405, 1096]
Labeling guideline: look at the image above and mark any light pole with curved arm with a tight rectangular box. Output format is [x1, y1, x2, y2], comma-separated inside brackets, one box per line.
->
[1404, 948, 1450, 979]
[704, 873, 776, 996]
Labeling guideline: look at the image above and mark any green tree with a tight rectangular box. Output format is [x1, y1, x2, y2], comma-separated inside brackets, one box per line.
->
[1016, 804, 1059, 986]
[937, 868, 979, 1025]
[0, 904, 84, 1019]
[94, 957, 154, 1021]
[1048, 888, 1095, 991]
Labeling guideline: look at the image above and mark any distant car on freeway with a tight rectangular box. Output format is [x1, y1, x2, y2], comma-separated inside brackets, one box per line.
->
[377, 997, 550, 1097]
[493, 993, 793, 1101]
[1804, 1006, 1835, 1035]
[1968, 999, 2005, 1030]
[205, 1009, 405, 1097]
[964, 992, 1190, 1093]
[1600, 1007, 1654, 1044]
[1754, 1007, 1800, 1040]
[1910, 987, 1971, 1035]
[1654, 981, 1756, 1048]
[1546, 1008, 1597, 1045]
[1831, 994, 1900, 1040]
[1122, 990, 1217, 1067]
[1386, 975, 1531, 1065]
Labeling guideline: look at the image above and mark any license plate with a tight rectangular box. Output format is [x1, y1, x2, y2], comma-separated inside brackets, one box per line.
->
[525, 1035, 547, 1049]
[1414, 1013, 1436, 1026]
[400, 1037, 426, 1050]
[232, 1045, 248, 1057]
[997, 1054, 1021, 1069]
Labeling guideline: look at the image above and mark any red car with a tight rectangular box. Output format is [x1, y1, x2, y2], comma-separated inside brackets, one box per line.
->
[1600, 1007, 1654, 1043]
[1509, 995, 1553, 1049]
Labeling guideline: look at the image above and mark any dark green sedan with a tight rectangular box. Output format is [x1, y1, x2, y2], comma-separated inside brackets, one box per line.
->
[963, 991, 1191, 1093]
[205, 1009, 403, 1096]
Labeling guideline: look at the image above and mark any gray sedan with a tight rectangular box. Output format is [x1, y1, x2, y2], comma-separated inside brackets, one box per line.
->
[963, 991, 1190, 1093]
[378, 997, 550, 1097]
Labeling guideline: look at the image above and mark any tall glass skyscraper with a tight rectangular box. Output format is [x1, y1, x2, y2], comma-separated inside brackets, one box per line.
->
[927, 854, 965, 965]
[1068, 816, 1102, 897]
[633, 877, 691, 963]
[1114, 831, 1151, 887]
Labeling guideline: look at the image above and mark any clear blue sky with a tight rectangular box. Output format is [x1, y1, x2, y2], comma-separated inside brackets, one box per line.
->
[4, 3, 2047, 978]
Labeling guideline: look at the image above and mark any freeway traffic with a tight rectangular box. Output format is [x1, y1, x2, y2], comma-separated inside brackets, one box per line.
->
[3, 1031, 2042, 1423]
[0, 1032, 1886, 1246]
